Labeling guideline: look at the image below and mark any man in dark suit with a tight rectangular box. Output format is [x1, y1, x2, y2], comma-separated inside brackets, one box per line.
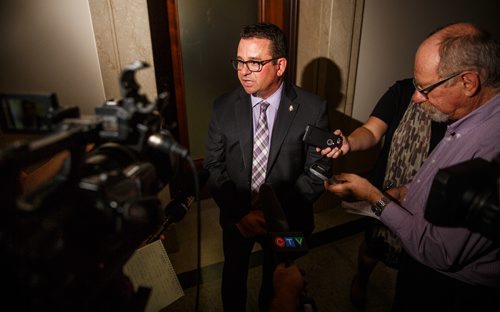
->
[204, 22, 329, 311]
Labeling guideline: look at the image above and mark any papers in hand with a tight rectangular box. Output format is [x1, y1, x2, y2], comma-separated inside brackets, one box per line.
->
[123, 239, 184, 311]
[341, 200, 380, 220]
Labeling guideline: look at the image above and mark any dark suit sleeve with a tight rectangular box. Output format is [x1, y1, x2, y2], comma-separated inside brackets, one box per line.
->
[204, 99, 249, 226]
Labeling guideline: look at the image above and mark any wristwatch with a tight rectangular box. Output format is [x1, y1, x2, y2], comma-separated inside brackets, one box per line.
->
[371, 196, 391, 216]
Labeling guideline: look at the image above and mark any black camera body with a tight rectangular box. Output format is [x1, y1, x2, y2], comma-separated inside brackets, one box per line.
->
[425, 157, 500, 242]
[0, 92, 80, 134]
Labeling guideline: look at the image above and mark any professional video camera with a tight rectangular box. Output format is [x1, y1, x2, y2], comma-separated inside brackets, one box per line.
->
[0, 61, 191, 311]
[425, 156, 500, 243]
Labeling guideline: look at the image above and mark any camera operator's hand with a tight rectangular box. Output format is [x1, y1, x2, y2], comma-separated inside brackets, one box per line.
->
[236, 210, 267, 238]
[270, 263, 305, 312]
[316, 129, 349, 158]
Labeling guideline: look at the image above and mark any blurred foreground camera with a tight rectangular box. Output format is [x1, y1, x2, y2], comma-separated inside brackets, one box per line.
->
[0, 92, 79, 134]
[425, 157, 500, 242]
[0, 61, 191, 311]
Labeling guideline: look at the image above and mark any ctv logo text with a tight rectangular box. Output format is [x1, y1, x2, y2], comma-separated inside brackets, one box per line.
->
[274, 235, 304, 248]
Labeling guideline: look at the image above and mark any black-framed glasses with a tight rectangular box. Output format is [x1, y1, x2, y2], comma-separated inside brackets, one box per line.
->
[413, 72, 461, 99]
[231, 58, 278, 72]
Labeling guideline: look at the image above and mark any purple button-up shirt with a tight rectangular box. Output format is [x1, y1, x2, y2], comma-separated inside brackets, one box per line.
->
[381, 92, 500, 288]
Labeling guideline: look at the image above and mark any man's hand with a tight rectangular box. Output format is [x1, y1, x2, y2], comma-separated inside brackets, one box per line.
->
[236, 210, 267, 238]
[386, 186, 408, 203]
[270, 263, 304, 312]
[315, 118, 388, 159]
[316, 129, 349, 158]
[324, 173, 384, 204]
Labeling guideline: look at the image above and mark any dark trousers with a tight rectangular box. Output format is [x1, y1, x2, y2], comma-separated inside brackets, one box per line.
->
[221, 225, 276, 312]
[393, 251, 500, 312]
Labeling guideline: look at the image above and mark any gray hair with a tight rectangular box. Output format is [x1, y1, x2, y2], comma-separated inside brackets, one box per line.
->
[438, 27, 500, 88]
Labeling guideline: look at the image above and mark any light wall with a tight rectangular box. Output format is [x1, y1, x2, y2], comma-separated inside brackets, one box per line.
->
[296, 0, 364, 117]
[0, 0, 157, 116]
[0, 0, 105, 115]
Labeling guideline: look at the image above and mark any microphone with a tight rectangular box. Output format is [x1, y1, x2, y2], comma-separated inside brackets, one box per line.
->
[260, 184, 316, 310]
[144, 168, 210, 244]
[259, 184, 308, 262]
[148, 131, 189, 158]
[260, 183, 290, 232]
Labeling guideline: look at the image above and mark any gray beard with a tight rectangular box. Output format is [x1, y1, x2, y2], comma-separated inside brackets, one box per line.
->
[421, 101, 450, 122]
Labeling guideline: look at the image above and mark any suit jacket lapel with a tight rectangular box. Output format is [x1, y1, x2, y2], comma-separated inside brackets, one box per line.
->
[235, 89, 254, 175]
[267, 82, 299, 173]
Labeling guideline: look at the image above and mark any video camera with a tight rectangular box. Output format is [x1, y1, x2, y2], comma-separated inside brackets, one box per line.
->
[0, 61, 190, 311]
[0, 91, 81, 134]
[425, 156, 500, 243]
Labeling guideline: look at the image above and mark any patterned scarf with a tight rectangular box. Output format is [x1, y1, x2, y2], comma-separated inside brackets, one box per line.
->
[371, 101, 432, 268]
[384, 101, 431, 189]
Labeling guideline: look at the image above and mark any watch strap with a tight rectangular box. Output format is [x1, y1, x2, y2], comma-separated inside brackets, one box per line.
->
[371, 196, 391, 216]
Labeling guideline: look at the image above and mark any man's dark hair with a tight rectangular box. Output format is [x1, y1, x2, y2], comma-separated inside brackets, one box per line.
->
[240, 22, 288, 59]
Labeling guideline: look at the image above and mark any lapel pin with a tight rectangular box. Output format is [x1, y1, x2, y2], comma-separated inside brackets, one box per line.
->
[289, 105, 294, 112]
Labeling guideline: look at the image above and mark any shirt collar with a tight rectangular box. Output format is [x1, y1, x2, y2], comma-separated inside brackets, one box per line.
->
[251, 82, 283, 110]
[447, 92, 500, 136]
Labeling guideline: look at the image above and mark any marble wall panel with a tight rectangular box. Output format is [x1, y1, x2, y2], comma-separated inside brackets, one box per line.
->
[89, 0, 157, 102]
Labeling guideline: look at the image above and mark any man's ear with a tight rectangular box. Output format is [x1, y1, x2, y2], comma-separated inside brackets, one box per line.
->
[462, 71, 480, 96]
[277, 58, 287, 77]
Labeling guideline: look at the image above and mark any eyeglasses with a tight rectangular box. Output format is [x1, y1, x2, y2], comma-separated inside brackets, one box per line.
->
[413, 72, 461, 99]
[231, 58, 278, 72]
